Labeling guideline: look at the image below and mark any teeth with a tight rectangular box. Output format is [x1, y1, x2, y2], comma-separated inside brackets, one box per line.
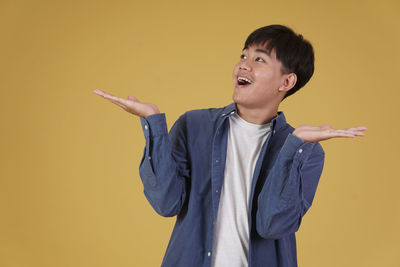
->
[238, 76, 252, 84]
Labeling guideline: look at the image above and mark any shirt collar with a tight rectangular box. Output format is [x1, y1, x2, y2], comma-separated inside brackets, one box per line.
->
[221, 102, 287, 131]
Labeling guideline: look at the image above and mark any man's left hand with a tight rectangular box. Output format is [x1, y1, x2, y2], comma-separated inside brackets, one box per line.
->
[292, 125, 367, 143]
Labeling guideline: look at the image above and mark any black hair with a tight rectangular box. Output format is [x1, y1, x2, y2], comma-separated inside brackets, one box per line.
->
[243, 25, 315, 100]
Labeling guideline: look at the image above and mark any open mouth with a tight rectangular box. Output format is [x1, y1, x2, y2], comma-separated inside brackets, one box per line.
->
[237, 76, 253, 87]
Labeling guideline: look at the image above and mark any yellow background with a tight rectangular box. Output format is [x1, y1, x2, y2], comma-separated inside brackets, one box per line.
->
[1, 0, 399, 266]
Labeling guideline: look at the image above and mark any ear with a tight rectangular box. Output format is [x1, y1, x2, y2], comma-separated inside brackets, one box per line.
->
[278, 73, 297, 93]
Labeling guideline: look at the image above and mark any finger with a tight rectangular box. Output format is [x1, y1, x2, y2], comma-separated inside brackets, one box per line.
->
[342, 126, 368, 132]
[320, 124, 332, 129]
[128, 96, 140, 102]
[334, 133, 356, 138]
[93, 89, 108, 96]
[329, 130, 357, 138]
[355, 126, 367, 131]
[352, 126, 367, 130]
[344, 128, 367, 135]
[109, 99, 127, 109]
[94, 89, 130, 110]
[94, 89, 116, 99]
[103, 94, 131, 106]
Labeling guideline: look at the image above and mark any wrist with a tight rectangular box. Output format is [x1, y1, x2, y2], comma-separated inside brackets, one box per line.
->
[143, 111, 161, 118]
[292, 130, 304, 142]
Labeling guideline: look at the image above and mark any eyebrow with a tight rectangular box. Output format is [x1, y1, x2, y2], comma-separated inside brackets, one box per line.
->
[242, 48, 272, 58]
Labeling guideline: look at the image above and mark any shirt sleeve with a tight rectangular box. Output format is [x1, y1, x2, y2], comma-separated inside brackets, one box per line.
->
[138, 113, 190, 217]
[256, 133, 325, 239]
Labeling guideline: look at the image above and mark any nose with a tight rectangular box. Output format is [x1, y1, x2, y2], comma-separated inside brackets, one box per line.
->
[238, 60, 251, 71]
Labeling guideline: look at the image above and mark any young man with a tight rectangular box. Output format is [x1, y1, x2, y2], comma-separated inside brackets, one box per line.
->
[94, 25, 366, 267]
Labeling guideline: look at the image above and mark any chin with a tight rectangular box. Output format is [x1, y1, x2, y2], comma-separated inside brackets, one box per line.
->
[232, 94, 249, 108]
[232, 91, 241, 104]
[232, 89, 249, 104]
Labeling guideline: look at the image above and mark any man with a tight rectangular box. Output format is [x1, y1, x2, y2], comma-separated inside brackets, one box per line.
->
[94, 25, 366, 267]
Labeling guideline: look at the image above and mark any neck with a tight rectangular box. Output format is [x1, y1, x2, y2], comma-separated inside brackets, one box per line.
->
[235, 102, 279, 125]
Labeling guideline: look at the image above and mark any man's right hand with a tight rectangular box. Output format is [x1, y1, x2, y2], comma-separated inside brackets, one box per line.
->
[93, 89, 160, 118]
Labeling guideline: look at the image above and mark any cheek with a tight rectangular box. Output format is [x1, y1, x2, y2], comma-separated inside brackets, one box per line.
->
[255, 70, 271, 80]
[232, 63, 240, 75]
[256, 72, 279, 86]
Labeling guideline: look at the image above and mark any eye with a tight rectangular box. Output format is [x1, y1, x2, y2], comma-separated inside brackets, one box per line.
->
[240, 54, 247, 60]
[256, 57, 265, 62]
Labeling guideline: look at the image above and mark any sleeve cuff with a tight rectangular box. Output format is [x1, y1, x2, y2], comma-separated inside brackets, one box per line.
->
[140, 113, 168, 137]
[281, 133, 320, 162]
[280, 133, 305, 158]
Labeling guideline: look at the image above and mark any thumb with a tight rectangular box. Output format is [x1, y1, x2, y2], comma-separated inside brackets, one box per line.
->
[127, 96, 140, 102]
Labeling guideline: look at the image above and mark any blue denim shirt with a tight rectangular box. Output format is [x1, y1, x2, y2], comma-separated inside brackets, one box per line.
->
[139, 102, 325, 267]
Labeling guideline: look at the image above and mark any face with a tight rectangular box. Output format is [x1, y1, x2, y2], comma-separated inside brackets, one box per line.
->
[232, 43, 287, 109]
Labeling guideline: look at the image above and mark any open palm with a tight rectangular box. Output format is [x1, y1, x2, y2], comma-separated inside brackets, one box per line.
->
[93, 89, 160, 118]
[293, 124, 367, 143]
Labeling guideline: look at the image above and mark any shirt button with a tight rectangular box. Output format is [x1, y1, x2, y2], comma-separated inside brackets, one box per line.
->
[215, 160, 219, 163]
[148, 156, 151, 160]
[230, 111, 235, 114]
[216, 190, 218, 193]
[299, 148, 303, 153]
[207, 252, 211, 257]
[273, 130, 276, 134]
[144, 125, 148, 130]
[221, 113, 225, 117]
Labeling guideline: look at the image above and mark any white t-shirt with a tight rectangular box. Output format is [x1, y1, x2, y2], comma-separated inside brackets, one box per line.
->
[211, 113, 271, 267]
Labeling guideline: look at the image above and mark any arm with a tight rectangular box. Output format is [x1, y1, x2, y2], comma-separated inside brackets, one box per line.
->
[256, 133, 324, 239]
[92, 89, 190, 217]
[256, 123, 367, 239]
[139, 113, 190, 217]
